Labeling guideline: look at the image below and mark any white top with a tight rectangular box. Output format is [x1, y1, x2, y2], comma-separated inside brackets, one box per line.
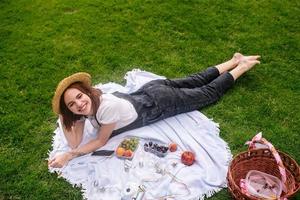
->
[88, 93, 138, 130]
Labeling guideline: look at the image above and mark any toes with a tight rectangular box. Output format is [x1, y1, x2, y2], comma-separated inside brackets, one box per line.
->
[249, 59, 260, 63]
[247, 60, 260, 66]
[254, 60, 260, 64]
[239, 59, 259, 68]
[248, 55, 261, 60]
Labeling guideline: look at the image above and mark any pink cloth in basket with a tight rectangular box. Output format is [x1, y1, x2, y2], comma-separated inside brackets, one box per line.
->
[240, 132, 288, 200]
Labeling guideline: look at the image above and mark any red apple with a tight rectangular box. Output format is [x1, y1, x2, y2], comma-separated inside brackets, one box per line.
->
[169, 143, 177, 152]
[181, 151, 195, 166]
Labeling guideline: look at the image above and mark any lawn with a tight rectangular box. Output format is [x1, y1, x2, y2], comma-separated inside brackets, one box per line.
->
[0, 0, 299, 199]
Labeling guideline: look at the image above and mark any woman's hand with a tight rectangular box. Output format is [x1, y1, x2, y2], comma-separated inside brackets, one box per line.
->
[48, 152, 73, 168]
[59, 115, 85, 149]
[48, 123, 116, 168]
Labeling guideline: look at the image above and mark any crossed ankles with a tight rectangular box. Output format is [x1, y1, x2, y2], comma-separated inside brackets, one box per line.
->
[229, 53, 261, 80]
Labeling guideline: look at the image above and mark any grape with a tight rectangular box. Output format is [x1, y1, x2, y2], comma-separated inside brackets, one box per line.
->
[144, 146, 148, 152]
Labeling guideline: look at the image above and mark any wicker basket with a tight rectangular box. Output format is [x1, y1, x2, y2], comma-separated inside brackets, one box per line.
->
[227, 149, 300, 199]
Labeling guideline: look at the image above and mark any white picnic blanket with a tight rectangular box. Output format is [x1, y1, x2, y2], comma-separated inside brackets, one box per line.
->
[48, 69, 232, 200]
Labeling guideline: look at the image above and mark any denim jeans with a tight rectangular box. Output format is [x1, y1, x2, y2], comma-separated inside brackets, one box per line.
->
[110, 67, 234, 137]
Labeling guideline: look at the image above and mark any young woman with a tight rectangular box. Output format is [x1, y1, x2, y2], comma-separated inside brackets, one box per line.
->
[48, 53, 260, 168]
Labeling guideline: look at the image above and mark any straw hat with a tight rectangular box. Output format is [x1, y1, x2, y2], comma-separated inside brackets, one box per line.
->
[52, 72, 92, 114]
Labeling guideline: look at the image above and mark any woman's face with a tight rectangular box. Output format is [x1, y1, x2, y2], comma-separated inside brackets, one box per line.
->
[63, 88, 93, 116]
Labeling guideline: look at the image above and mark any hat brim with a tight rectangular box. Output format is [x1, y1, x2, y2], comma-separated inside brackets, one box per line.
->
[52, 72, 91, 114]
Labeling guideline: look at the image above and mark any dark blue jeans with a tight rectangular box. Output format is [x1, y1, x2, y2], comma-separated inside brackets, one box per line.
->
[110, 67, 234, 137]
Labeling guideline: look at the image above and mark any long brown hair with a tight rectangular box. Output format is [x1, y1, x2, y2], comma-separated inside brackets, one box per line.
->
[60, 82, 102, 131]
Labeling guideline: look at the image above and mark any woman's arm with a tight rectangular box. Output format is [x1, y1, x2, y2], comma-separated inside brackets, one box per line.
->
[69, 123, 116, 156]
[60, 115, 84, 149]
[48, 123, 116, 168]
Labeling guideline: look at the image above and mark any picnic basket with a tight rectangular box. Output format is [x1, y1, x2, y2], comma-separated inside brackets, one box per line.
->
[227, 133, 300, 199]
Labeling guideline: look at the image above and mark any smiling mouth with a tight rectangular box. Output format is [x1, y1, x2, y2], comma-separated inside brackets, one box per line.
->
[78, 103, 87, 112]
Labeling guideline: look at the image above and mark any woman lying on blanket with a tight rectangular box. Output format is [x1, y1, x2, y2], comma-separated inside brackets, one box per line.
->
[49, 53, 260, 168]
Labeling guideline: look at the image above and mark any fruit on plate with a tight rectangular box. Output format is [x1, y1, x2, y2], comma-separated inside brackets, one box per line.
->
[143, 141, 169, 157]
[116, 137, 139, 159]
[181, 151, 195, 166]
[116, 147, 125, 157]
[169, 143, 177, 152]
[120, 138, 139, 151]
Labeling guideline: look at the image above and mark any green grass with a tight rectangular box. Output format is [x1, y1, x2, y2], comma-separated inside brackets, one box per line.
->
[0, 0, 299, 199]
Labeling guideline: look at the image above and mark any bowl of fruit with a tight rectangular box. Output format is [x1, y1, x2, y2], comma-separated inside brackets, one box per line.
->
[115, 137, 139, 160]
[143, 140, 169, 157]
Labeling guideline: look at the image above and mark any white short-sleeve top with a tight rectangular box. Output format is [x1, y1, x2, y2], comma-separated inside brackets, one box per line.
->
[88, 93, 138, 130]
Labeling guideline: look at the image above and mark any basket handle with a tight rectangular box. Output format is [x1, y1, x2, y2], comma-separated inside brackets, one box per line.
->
[245, 132, 287, 193]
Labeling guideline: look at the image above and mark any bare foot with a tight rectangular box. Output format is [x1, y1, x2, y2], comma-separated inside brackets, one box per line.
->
[229, 58, 260, 80]
[232, 52, 243, 66]
[236, 59, 260, 73]
[216, 53, 260, 74]
[232, 52, 261, 67]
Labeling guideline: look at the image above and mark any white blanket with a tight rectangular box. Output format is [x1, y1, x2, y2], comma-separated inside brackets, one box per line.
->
[48, 69, 232, 200]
